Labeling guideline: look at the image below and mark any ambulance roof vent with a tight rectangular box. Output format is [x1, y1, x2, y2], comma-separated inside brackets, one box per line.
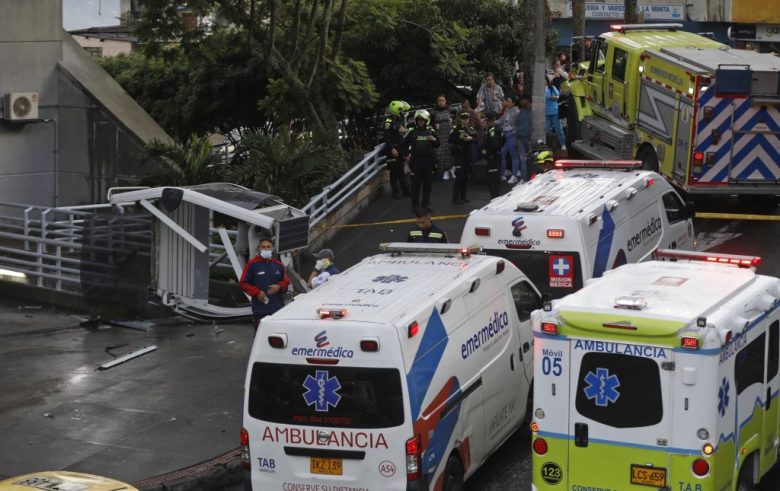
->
[514, 202, 540, 212]
[614, 296, 647, 310]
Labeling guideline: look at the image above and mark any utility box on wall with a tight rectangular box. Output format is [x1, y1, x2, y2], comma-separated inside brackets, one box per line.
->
[4, 92, 39, 121]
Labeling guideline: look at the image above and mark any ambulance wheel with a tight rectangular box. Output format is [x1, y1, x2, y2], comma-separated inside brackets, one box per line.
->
[443, 454, 464, 491]
[637, 146, 659, 173]
[737, 457, 754, 491]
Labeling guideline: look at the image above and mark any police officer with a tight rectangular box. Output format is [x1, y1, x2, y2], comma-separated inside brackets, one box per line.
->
[406, 211, 448, 243]
[481, 117, 502, 198]
[449, 111, 478, 204]
[383, 100, 411, 199]
[402, 109, 439, 213]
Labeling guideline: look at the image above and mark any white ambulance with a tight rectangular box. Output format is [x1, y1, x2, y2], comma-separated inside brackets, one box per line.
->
[241, 243, 541, 491]
[531, 249, 780, 491]
[460, 160, 695, 300]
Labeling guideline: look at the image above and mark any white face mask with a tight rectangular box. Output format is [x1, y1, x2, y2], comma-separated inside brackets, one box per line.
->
[259, 250, 273, 259]
[315, 259, 325, 271]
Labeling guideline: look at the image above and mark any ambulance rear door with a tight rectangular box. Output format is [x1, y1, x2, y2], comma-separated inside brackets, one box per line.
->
[567, 339, 673, 490]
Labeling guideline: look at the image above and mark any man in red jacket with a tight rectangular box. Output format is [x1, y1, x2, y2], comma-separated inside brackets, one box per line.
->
[240, 238, 289, 330]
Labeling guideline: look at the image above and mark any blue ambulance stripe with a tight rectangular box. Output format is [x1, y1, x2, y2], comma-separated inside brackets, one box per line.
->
[406, 307, 449, 420]
[592, 206, 615, 278]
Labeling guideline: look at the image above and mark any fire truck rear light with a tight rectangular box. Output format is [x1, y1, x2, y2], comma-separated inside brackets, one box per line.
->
[406, 434, 422, 481]
[533, 437, 549, 455]
[318, 308, 348, 319]
[360, 338, 379, 352]
[530, 421, 540, 432]
[692, 458, 710, 477]
[547, 229, 565, 238]
[710, 130, 721, 145]
[475, 227, 491, 236]
[655, 249, 761, 268]
[703, 107, 713, 120]
[541, 322, 559, 335]
[681, 337, 699, 349]
[241, 427, 250, 470]
[693, 152, 704, 165]
[702, 443, 714, 455]
[706, 152, 716, 164]
[408, 321, 419, 338]
[268, 334, 287, 348]
[554, 159, 641, 169]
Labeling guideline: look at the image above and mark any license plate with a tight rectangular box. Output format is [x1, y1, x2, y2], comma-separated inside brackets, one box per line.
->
[630, 464, 666, 487]
[311, 457, 343, 475]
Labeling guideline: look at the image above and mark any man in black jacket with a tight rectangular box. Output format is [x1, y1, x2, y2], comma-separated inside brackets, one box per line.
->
[402, 109, 439, 213]
[406, 212, 448, 243]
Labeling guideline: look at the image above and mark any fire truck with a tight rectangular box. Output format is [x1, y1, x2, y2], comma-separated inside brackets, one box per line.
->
[566, 24, 780, 200]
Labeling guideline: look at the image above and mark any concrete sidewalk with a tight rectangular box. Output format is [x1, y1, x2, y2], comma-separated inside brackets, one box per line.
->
[0, 299, 254, 487]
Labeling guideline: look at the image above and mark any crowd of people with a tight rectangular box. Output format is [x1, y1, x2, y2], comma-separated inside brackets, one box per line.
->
[382, 64, 569, 215]
[239, 61, 575, 332]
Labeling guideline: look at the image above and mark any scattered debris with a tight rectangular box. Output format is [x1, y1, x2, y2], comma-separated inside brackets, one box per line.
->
[108, 319, 155, 332]
[105, 344, 130, 358]
[186, 332, 195, 337]
[98, 345, 157, 370]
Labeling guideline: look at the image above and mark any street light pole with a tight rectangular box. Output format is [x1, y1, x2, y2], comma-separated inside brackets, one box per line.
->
[532, 0, 547, 142]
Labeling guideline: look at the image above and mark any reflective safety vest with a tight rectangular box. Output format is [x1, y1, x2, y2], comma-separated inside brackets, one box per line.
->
[406, 224, 448, 243]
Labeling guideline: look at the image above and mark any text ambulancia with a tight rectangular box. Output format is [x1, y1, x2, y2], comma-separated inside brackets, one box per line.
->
[242, 243, 540, 491]
[530, 249, 780, 491]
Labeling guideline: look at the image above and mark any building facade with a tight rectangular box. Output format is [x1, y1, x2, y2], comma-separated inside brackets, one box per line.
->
[0, 0, 171, 207]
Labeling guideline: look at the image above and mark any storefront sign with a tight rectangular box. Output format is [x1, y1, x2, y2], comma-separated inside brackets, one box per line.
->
[562, 2, 685, 20]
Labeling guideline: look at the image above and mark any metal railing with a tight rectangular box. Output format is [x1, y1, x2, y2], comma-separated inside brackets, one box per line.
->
[0, 143, 386, 293]
[302, 143, 386, 227]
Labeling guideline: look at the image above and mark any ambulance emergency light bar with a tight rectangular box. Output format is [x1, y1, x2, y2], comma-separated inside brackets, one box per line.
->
[609, 23, 683, 33]
[654, 249, 761, 268]
[379, 242, 482, 256]
[554, 160, 642, 170]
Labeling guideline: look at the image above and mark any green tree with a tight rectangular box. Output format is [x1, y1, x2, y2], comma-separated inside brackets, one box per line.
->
[132, 0, 378, 137]
[141, 134, 224, 186]
[225, 130, 347, 206]
[343, 0, 538, 106]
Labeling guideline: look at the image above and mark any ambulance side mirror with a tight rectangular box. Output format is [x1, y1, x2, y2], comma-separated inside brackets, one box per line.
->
[542, 293, 553, 312]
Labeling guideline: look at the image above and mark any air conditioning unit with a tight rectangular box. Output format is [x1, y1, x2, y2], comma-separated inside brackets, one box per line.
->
[4, 92, 39, 121]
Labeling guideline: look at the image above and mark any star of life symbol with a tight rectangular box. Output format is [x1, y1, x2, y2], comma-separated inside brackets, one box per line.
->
[302, 370, 342, 412]
[583, 367, 621, 407]
[718, 377, 730, 417]
[552, 257, 570, 276]
[373, 275, 408, 283]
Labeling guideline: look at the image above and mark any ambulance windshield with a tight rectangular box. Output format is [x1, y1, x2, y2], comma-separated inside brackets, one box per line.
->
[575, 352, 663, 428]
[490, 250, 583, 300]
[248, 362, 405, 429]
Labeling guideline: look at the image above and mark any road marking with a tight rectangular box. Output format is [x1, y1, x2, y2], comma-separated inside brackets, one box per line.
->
[696, 212, 780, 221]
